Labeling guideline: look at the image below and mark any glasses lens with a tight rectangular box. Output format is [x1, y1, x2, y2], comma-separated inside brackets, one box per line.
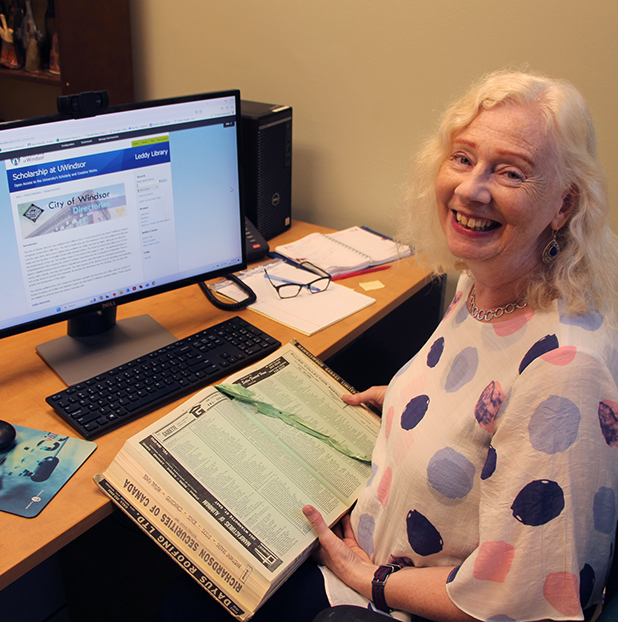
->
[309, 277, 330, 293]
[277, 284, 302, 299]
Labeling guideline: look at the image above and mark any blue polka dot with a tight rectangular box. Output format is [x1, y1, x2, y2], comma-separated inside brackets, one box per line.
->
[481, 446, 497, 480]
[389, 555, 415, 567]
[444, 291, 462, 319]
[427, 447, 475, 499]
[394, 355, 416, 378]
[406, 509, 443, 556]
[446, 566, 460, 583]
[401, 395, 429, 430]
[559, 303, 604, 331]
[579, 563, 595, 609]
[593, 487, 616, 534]
[519, 334, 559, 374]
[427, 337, 444, 368]
[456, 303, 468, 324]
[598, 401, 618, 446]
[366, 463, 379, 487]
[357, 513, 376, 556]
[511, 480, 565, 526]
[529, 396, 581, 454]
[445, 347, 478, 393]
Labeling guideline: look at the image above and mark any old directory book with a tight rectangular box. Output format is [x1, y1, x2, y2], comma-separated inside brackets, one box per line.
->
[94, 341, 379, 620]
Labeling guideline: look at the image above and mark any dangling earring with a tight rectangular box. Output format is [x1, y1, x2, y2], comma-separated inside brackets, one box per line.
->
[542, 229, 560, 264]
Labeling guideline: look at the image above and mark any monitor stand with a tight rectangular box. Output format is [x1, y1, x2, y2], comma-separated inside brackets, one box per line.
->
[36, 308, 178, 386]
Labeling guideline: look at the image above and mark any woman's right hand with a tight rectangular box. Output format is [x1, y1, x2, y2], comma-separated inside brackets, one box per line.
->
[342, 386, 387, 411]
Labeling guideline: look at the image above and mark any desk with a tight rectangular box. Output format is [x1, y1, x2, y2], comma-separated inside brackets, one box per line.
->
[0, 220, 435, 591]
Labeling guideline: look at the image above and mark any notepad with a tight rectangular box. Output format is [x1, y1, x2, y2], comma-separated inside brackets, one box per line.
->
[274, 226, 411, 276]
[214, 260, 375, 335]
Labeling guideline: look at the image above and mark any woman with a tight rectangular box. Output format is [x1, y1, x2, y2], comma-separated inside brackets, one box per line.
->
[304, 70, 618, 622]
[158, 70, 618, 622]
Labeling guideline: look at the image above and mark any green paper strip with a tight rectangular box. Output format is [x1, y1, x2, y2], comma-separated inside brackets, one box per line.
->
[215, 383, 371, 464]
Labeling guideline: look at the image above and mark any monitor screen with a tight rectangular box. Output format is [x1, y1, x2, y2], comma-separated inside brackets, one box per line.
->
[0, 90, 246, 383]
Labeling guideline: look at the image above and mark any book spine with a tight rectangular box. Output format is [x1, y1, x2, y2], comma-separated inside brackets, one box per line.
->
[94, 471, 263, 620]
[290, 339, 358, 394]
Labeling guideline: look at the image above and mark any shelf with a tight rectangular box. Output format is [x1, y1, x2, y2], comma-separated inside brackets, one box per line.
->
[0, 66, 61, 87]
[0, 0, 133, 121]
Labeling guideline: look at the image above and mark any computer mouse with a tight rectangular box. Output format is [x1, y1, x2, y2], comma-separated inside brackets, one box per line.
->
[0, 420, 16, 451]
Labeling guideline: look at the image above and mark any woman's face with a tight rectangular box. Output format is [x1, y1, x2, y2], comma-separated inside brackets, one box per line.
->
[436, 103, 569, 288]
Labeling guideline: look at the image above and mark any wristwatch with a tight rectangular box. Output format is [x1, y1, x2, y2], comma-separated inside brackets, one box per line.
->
[372, 563, 401, 612]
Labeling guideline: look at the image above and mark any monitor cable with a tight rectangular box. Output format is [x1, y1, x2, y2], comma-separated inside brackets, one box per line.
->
[199, 274, 257, 311]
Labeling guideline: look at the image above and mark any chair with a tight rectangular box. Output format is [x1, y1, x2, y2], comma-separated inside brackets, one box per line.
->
[596, 535, 618, 621]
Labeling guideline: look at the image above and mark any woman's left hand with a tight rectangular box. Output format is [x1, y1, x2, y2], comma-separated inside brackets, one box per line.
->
[302, 504, 375, 597]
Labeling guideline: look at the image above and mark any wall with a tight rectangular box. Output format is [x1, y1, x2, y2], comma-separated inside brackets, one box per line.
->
[130, 0, 618, 236]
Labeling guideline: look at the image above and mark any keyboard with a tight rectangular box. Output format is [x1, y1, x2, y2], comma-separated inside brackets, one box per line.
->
[46, 316, 281, 440]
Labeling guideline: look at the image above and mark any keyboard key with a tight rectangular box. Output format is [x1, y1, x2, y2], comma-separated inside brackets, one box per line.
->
[46, 316, 281, 440]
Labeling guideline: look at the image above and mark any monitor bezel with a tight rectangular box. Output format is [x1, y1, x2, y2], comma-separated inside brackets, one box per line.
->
[0, 89, 247, 341]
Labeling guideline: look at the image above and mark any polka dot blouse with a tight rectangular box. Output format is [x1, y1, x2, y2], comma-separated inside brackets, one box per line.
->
[324, 273, 618, 621]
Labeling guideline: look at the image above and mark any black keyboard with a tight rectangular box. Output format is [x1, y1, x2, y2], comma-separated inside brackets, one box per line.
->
[46, 316, 281, 440]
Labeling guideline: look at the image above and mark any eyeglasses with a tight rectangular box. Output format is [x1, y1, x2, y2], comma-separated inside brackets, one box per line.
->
[264, 261, 331, 299]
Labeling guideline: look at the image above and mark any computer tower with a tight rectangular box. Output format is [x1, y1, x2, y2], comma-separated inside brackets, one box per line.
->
[240, 100, 292, 240]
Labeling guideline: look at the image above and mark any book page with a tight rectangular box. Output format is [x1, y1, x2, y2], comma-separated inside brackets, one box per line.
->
[120, 342, 378, 572]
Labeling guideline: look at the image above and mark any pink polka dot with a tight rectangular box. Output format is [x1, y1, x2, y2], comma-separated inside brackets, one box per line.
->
[443, 291, 462, 320]
[493, 311, 534, 337]
[543, 572, 580, 617]
[377, 467, 392, 508]
[394, 431, 414, 465]
[385, 406, 394, 439]
[541, 346, 577, 366]
[472, 541, 515, 583]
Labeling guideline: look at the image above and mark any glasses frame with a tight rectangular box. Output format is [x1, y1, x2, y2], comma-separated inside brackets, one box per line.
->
[264, 261, 332, 299]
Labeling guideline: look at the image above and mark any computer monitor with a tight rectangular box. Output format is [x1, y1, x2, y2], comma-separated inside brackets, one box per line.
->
[0, 90, 246, 385]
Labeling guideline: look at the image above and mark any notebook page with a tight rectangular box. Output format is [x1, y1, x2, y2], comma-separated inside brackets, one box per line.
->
[274, 232, 371, 275]
[214, 261, 375, 335]
[328, 227, 411, 265]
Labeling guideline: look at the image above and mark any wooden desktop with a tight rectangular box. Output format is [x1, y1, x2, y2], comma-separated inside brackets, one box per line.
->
[0, 220, 435, 591]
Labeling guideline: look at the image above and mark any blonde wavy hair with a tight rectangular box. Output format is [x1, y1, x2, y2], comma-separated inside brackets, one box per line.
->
[398, 69, 618, 319]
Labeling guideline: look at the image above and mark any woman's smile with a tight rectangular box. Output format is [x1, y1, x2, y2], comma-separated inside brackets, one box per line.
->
[452, 209, 500, 232]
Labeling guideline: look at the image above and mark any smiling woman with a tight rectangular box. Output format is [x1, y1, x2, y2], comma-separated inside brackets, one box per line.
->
[303, 70, 618, 622]
[400, 69, 618, 319]
[156, 71, 618, 622]
[435, 103, 571, 310]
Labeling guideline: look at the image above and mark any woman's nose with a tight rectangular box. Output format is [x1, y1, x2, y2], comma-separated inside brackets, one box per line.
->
[454, 168, 491, 205]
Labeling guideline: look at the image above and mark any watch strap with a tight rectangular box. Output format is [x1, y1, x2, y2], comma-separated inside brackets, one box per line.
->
[372, 563, 401, 612]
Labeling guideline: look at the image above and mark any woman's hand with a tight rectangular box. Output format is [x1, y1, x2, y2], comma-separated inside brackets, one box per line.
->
[302, 505, 375, 598]
[342, 386, 388, 411]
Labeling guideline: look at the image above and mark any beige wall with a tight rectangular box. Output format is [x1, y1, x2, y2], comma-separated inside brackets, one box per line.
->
[130, 0, 618, 236]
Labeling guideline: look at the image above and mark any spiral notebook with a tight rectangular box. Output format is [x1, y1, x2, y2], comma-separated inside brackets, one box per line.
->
[274, 226, 411, 276]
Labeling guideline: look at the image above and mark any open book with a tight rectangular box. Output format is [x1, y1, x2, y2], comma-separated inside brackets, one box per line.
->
[274, 226, 412, 276]
[94, 341, 379, 620]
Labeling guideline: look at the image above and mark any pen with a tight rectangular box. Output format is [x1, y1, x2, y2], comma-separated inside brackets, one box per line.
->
[332, 265, 391, 281]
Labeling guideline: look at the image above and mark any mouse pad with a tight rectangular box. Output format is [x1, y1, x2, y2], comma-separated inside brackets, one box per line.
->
[0, 425, 96, 518]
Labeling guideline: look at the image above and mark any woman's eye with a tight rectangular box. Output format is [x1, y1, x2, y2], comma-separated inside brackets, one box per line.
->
[452, 154, 472, 166]
[506, 170, 524, 182]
